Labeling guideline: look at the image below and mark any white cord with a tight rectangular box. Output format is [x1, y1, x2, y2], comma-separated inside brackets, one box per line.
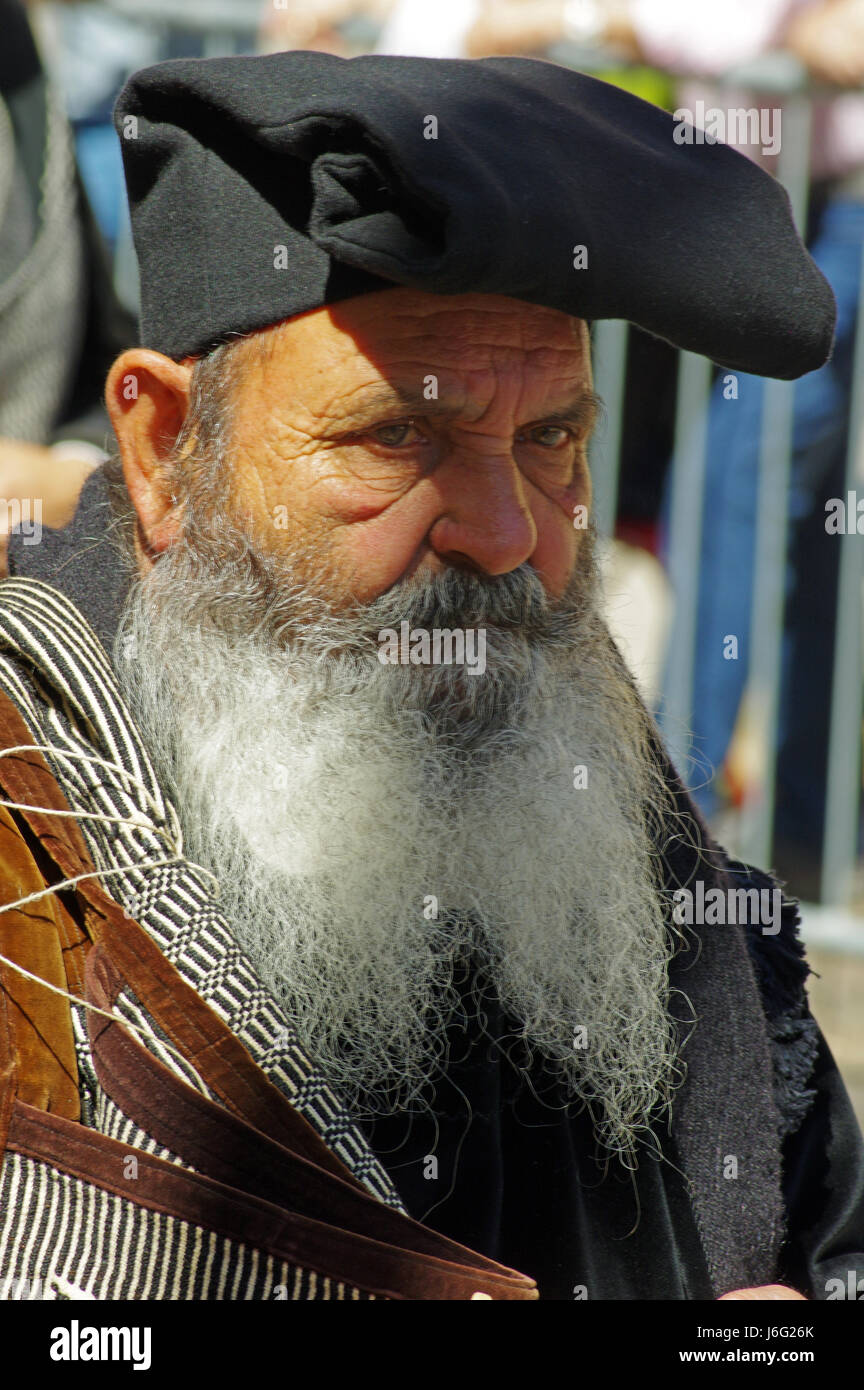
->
[0, 740, 228, 1078]
[0, 945, 199, 1079]
[0, 743, 179, 843]
[0, 857, 197, 918]
[0, 743, 220, 893]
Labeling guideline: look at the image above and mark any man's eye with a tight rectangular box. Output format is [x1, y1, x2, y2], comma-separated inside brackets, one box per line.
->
[521, 425, 573, 449]
[368, 420, 424, 448]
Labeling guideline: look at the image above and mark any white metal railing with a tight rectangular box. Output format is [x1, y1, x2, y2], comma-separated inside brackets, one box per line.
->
[555, 45, 864, 914]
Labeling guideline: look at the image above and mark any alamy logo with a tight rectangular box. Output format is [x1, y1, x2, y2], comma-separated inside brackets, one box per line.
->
[825, 1271, 864, 1299]
[49, 1320, 151, 1371]
[673, 102, 781, 157]
[1, 497, 41, 546]
[672, 882, 781, 935]
[825, 491, 864, 533]
[377, 622, 486, 674]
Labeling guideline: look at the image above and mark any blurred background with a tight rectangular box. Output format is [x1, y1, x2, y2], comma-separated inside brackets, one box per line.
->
[2, 0, 863, 1120]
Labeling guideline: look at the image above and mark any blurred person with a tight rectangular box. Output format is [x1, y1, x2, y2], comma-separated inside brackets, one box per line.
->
[31, 1, 161, 253]
[0, 51, 859, 1305]
[376, 0, 639, 61]
[0, 0, 136, 573]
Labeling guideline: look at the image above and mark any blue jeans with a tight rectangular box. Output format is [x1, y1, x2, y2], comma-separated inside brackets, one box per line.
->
[669, 197, 864, 860]
[74, 122, 127, 252]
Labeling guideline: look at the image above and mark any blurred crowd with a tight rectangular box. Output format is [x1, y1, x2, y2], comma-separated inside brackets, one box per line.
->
[3, 0, 864, 902]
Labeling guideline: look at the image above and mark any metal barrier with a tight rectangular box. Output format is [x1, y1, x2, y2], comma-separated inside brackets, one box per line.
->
[556, 45, 864, 913]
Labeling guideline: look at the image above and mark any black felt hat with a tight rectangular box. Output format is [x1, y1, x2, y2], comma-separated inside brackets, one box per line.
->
[114, 50, 835, 378]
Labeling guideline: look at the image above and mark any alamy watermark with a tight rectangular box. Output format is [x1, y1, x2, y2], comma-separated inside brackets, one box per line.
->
[378, 622, 486, 675]
[2, 497, 42, 546]
[50, 1320, 151, 1371]
[673, 102, 781, 158]
[672, 881, 782, 935]
[825, 491, 864, 533]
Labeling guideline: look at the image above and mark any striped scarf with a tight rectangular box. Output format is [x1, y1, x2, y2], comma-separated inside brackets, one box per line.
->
[0, 576, 409, 1300]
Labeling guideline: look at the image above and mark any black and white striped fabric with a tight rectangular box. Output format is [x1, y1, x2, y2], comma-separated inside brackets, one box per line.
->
[0, 576, 403, 1300]
[0, 1153, 376, 1301]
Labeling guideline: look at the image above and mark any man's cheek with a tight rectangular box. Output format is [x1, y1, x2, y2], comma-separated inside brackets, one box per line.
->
[328, 513, 434, 602]
[527, 499, 584, 597]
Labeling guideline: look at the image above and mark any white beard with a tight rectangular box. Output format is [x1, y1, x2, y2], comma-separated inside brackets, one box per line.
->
[113, 491, 682, 1162]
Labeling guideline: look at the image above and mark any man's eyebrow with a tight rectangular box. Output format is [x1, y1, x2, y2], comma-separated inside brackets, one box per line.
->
[328, 383, 602, 432]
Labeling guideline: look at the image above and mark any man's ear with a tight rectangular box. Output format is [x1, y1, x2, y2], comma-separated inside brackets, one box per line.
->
[105, 349, 194, 557]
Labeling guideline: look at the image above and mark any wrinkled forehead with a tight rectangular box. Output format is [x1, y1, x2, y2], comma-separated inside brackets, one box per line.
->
[241, 288, 592, 400]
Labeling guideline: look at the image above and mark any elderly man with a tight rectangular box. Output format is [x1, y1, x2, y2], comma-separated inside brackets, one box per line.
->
[0, 49, 861, 1304]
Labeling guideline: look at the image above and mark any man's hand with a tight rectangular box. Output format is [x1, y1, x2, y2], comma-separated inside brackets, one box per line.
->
[0, 438, 98, 533]
[719, 1284, 807, 1300]
[257, 0, 390, 54]
[0, 438, 100, 578]
[786, 0, 864, 87]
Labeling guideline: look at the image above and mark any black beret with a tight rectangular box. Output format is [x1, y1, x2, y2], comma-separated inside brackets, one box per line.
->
[114, 50, 835, 378]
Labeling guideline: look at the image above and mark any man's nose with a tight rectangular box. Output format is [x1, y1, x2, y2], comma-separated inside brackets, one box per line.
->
[426, 452, 538, 576]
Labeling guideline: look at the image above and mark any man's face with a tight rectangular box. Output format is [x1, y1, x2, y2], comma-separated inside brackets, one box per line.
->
[222, 288, 595, 601]
[109, 288, 677, 1157]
